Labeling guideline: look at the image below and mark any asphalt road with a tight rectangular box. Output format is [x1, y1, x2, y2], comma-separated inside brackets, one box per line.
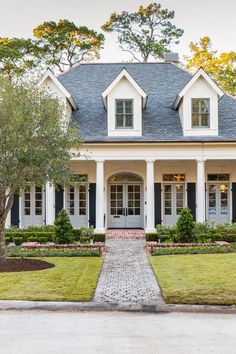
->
[0, 311, 235, 354]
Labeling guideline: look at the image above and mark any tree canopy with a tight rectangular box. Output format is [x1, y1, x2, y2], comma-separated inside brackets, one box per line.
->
[0, 77, 81, 261]
[0, 37, 38, 78]
[184, 37, 236, 96]
[102, 2, 183, 62]
[33, 19, 105, 72]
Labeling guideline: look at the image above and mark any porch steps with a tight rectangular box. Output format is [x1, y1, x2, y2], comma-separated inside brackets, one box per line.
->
[105, 229, 145, 240]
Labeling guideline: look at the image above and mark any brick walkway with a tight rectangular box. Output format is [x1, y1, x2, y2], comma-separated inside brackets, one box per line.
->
[93, 239, 164, 304]
[106, 229, 145, 240]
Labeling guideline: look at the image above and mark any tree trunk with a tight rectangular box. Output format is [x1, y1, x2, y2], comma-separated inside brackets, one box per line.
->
[0, 219, 6, 263]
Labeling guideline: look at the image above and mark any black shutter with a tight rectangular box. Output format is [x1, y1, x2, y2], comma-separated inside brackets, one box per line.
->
[89, 183, 96, 228]
[154, 183, 162, 226]
[187, 183, 196, 221]
[232, 183, 236, 222]
[55, 185, 64, 218]
[11, 193, 19, 227]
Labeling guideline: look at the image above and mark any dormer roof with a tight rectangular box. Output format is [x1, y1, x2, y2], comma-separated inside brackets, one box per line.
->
[173, 67, 224, 110]
[38, 68, 77, 110]
[102, 68, 147, 109]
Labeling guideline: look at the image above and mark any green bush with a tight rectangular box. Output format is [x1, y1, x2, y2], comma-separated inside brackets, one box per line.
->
[13, 237, 24, 246]
[5, 232, 54, 243]
[54, 209, 74, 244]
[80, 226, 94, 238]
[38, 236, 48, 244]
[7, 247, 101, 257]
[5, 237, 11, 245]
[146, 232, 159, 242]
[195, 233, 213, 243]
[72, 228, 82, 241]
[93, 234, 106, 243]
[152, 245, 231, 256]
[176, 208, 195, 243]
[80, 236, 90, 244]
[26, 225, 55, 232]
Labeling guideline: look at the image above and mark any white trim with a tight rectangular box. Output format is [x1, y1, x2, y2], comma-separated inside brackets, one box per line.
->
[38, 68, 77, 110]
[102, 68, 147, 109]
[173, 67, 224, 109]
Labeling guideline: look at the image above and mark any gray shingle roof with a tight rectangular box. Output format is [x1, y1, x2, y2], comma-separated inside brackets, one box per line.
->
[58, 62, 236, 142]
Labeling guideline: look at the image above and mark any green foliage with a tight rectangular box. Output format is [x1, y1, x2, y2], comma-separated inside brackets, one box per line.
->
[184, 36, 236, 96]
[33, 19, 104, 72]
[80, 236, 90, 244]
[54, 209, 74, 244]
[72, 228, 82, 241]
[0, 37, 39, 78]
[5, 232, 55, 243]
[93, 234, 106, 243]
[102, 2, 183, 62]
[13, 237, 24, 246]
[6, 247, 101, 257]
[80, 226, 94, 238]
[26, 225, 55, 232]
[152, 245, 231, 256]
[176, 208, 195, 243]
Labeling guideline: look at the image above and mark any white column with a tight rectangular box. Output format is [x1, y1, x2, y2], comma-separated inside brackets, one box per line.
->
[19, 195, 23, 229]
[5, 211, 11, 228]
[196, 159, 206, 222]
[95, 160, 105, 233]
[146, 159, 156, 232]
[45, 182, 55, 225]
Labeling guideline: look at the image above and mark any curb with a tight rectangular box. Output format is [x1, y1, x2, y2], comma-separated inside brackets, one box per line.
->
[0, 300, 235, 314]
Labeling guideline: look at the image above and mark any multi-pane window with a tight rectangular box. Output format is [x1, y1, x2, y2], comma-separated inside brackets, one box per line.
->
[68, 186, 75, 215]
[110, 185, 123, 215]
[35, 187, 42, 215]
[116, 99, 133, 129]
[127, 185, 140, 216]
[24, 186, 31, 215]
[79, 185, 87, 215]
[192, 98, 210, 128]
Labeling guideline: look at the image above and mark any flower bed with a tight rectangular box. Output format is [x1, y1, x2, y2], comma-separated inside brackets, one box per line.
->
[146, 241, 230, 256]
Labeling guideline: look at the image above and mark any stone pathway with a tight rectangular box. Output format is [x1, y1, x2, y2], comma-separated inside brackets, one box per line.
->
[106, 229, 145, 240]
[93, 239, 164, 304]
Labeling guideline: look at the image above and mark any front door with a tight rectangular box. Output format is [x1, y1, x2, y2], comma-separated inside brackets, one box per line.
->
[108, 183, 143, 228]
[163, 183, 185, 226]
[207, 183, 230, 223]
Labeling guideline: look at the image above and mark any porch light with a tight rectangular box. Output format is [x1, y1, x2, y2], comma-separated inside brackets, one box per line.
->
[220, 184, 228, 193]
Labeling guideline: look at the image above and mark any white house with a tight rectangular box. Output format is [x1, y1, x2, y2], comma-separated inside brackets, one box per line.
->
[7, 58, 236, 233]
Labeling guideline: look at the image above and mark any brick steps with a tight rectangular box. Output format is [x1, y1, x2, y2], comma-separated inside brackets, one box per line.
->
[106, 229, 145, 240]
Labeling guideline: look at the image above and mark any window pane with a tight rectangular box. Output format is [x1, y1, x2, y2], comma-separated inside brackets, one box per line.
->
[116, 100, 124, 113]
[125, 115, 133, 128]
[125, 100, 133, 113]
[116, 115, 124, 128]
[201, 114, 209, 127]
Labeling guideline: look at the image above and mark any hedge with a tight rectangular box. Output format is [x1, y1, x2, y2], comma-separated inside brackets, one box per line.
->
[5, 232, 55, 244]
[93, 234, 106, 243]
[7, 247, 101, 257]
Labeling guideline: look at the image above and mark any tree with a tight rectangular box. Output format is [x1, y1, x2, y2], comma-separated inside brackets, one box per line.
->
[184, 37, 236, 96]
[176, 208, 195, 243]
[0, 77, 81, 262]
[101, 2, 183, 62]
[0, 38, 38, 78]
[33, 19, 105, 72]
[54, 209, 74, 244]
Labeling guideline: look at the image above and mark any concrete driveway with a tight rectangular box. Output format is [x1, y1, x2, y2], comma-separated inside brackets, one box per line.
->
[0, 311, 236, 354]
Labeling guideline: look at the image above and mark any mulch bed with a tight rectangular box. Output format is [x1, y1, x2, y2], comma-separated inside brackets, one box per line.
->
[0, 258, 54, 273]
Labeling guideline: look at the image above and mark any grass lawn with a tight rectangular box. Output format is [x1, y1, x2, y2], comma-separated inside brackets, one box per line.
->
[150, 253, 236, 305]
[0, 257, 102, 301]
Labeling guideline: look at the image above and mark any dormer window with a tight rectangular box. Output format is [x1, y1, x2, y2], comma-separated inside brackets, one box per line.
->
[192, 98, 210, 128]
[116, 99, 133, 129]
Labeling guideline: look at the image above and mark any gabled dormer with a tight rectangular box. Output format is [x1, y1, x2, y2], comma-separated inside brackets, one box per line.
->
[38, 69, 77, 127]
[102, 68, 147, 137]
[173, 68, 224, 136]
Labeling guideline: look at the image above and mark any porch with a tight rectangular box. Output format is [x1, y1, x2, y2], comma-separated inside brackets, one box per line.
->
[7, 158, 236, 232]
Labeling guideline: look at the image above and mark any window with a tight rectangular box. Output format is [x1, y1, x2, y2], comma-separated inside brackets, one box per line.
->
[24, 186, 31, 215]
[67, 186, 75, 215]
[163, 174, 185, 182]
[116, 100, 133, 129]
[192, 99, 210, 128]
[79, 185, 87, 215]
[35, 187, 42, 215]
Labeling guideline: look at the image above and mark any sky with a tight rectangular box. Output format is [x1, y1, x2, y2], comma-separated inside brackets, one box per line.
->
[0, 0, 235, 62]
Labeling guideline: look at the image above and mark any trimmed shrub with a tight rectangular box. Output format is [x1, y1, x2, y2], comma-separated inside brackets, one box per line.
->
[13, 237, 24, 246]
[38, 236, 48, 244]
[93, 234, 106, 243]
[146, 232, 159, 242]
[176, 207, 195, 243]
[5, 232, 54, 243]
[5, 237, 11, 245]
[80, 236, 90, 244]
[72, 228, 82, 241]
[80, 226, 94, 238]
[54, 209, 74, 244]
[26, 225, 55, 232]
